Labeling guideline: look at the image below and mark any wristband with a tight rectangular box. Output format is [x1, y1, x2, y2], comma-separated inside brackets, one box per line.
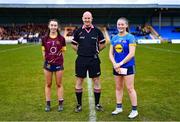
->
[119, 61, 124, 66]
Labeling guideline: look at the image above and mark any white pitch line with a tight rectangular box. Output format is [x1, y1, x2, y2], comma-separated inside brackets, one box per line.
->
[87, 72, 96, 122]
[139, 45, 180, 54]
[0, 44, 37, 53]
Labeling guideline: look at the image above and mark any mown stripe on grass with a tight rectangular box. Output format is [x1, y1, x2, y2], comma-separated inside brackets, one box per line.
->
[139, 45, 180, 54]
[0, 44, 37, 53]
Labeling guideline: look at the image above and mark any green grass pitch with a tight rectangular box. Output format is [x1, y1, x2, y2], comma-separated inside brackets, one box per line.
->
[0, 43, 180, 121]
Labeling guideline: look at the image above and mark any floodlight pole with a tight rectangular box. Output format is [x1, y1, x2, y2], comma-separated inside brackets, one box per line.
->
[159, 9, 162, 33]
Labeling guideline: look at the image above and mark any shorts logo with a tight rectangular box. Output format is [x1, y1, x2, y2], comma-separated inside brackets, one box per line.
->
[56, 66, 61, 69]
[115, 44, 123, 53]
[47, 64, 51, 69]
[97, 72, 100, 75]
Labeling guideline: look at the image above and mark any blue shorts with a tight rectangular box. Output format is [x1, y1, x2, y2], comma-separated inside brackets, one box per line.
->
[113, 66, 135, 76]
[44, 61, 64, 72]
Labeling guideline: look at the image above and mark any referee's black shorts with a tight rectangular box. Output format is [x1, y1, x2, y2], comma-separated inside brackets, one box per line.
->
[75, 55, 101, 78]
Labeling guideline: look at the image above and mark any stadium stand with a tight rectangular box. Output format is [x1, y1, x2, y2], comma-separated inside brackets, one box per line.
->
[0, 1, 180, 44]
[64, 26, 76, 42]
[154, 26, 180, 41]
[0, 24, 48, 42]
[107, 25, 152, 40]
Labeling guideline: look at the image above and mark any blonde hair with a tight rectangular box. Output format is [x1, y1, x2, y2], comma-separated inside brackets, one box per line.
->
[117, 17, 129, 32]
[117, 17, 129, 25]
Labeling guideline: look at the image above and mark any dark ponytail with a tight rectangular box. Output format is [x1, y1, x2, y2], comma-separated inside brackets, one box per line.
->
[47, 18, 61, 36]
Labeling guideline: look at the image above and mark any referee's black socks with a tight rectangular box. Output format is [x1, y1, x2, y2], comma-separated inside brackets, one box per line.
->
[94, 88, 101, 105]
[75, 88, 83, 106]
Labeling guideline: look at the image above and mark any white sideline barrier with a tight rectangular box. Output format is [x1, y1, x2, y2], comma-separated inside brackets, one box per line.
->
[0, 39, 27, 44]
[19, 39, 27, 44]
[0, 40, 18, 44]
[137, 39, 161, 44]
[171, 39, 180, 44]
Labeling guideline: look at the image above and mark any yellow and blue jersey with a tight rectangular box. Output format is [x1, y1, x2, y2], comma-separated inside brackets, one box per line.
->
[110, 33, 136, 68]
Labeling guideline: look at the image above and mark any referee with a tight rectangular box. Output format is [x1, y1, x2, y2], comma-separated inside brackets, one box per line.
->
[71, 11, 106, 112]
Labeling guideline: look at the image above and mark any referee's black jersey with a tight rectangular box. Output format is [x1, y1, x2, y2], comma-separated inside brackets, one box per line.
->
[72, 25, 106, 56]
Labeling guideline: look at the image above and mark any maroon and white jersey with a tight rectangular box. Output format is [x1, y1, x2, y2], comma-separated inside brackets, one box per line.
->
[42, 35, 66, 65]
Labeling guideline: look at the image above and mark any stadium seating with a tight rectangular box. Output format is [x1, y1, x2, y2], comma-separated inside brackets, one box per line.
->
[0, 24, 48, 41]
[2, 24, 180, 43]
[107, 25, 151, 40]
[63, 27, 76, 42]
[154, 26, 180, 40]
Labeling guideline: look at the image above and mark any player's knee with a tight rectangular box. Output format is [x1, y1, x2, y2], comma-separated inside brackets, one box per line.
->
[127, 87, 134, 94]
[46, 82, 52, 88]
[56, 83, 62, 88]
[116, 85, 122, 91]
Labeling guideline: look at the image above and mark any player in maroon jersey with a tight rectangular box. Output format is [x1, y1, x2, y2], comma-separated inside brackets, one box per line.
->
[41, 19, 66, 112]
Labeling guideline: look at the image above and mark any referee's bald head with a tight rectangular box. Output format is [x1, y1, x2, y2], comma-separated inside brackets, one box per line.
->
[82, 11, 93, 18]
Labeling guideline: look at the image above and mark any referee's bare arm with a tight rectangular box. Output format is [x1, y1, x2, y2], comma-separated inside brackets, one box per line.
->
[99, 39, 106, 51]
[71, 40, 78, 51]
